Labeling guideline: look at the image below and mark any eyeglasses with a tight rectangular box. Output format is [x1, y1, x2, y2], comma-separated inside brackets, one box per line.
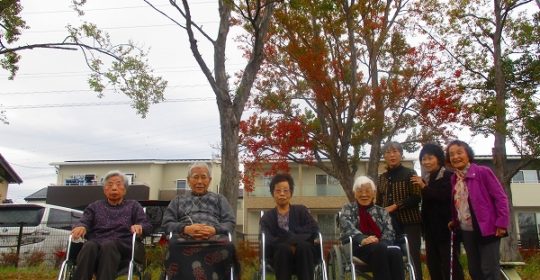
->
[190, 175, 209, 181]
[273, 189, 290, 194]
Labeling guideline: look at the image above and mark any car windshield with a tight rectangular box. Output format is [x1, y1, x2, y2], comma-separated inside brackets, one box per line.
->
[0, 206, 45, 227]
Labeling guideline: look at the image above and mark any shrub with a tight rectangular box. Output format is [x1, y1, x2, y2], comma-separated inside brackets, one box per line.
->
[145, 235, 168, 271]
[53, 247, 67, 268]
[235, 240, 259, 280]
[0, 250, 19, 267]
[24, 250, 46, 267]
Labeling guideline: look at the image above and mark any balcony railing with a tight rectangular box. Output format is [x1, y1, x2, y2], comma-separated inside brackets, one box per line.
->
[247, 184, 347, 197]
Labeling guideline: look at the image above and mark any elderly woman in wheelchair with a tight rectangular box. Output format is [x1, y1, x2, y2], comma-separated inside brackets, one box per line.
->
[160, 162, 238, 280]
[260, 173, 324, 280]
[337, 176, 405, 280]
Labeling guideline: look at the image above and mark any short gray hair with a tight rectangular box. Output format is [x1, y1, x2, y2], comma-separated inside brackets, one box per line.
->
[187, 162, 212, 178]
[353, 176, 377, 192]
[103, 170, 129, 188]
[382, 141, 403, 155]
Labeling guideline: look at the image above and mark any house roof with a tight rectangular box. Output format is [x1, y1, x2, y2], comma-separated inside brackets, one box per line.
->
[0, 153, 23, 184]
[24, 187, 48, 201]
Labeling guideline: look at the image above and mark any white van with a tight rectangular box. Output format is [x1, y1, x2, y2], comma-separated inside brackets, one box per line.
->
[0, 203, 83, 265]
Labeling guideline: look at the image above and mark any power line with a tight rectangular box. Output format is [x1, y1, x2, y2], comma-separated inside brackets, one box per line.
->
[0, 64, 245, 79]
[0, 84, 211, 96]
[21, 2, 216, 15]
[1, 97, 215, 110]
[8, 162, 53, 169]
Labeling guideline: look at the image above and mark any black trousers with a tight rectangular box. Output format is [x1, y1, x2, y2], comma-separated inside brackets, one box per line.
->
[425, 234, 464, 280]
[461, 231, 501, 280]
[73, 239, 131, 280]
[270, 240, 316, 280]
[353, 242, 404, 280]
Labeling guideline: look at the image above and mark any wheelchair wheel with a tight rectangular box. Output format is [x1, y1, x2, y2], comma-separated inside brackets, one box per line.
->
[58, 261, 76, 280]
[327, 245, 345, 280]
[404, 261, 416, 280]
[314, 262, 324, 280]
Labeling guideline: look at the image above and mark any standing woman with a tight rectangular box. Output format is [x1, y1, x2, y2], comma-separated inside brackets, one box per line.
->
[377, 141, 423, 280]
[446, 140, 509, 280]
[411, 143, 464, 280]
[260, 173, 320, 280]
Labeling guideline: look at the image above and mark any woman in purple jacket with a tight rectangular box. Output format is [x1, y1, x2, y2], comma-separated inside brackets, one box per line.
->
[446, 140, 509, 280]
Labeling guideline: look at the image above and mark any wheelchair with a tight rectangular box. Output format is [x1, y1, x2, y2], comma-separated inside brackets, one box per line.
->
[327, 234, 416, 280]
[258, 230, 329, 280]
[327, 210, 416, 280]
[161, 232, 236, 280]
[57, 232, 149, 280]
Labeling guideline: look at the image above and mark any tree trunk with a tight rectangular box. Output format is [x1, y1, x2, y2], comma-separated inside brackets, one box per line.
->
[180, 0, 275, 220]
[368, 50, 383, 182]
[492, 0, 522, 262]
[218, 106, 240, 218]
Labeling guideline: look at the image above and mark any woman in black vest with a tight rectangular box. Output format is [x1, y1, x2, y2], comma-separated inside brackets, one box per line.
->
[412, 143, 464, 280]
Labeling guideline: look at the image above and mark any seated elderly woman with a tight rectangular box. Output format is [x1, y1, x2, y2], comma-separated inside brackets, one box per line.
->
[260, 173, 320, 280]
[339, 176, 404, 280]
[161, 162, 238, 280]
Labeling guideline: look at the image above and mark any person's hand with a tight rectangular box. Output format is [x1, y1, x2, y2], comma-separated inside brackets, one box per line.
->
[184, 224, 216, 240]
[385, 204, 398, 213]
[360, 235, 379, 246]
[131, 224, 143, 236]
[198, 225, 216, 239]
[411, 175, 426, 189]
[72, 226, 86, 240]
[495, 227, 507, 237]
[448, 221, 456, 231]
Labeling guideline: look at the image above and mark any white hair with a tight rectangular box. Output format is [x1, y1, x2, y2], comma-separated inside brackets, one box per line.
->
[353, 176, 376, 192]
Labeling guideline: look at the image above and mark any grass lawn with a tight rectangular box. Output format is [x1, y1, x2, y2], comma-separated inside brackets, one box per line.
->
[2, 251, 539, 279]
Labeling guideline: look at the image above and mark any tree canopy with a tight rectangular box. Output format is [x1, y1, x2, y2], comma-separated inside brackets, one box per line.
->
[416, 0, 540, 262]
[239, 0, 463, 200]
[0, 0, 167, 123]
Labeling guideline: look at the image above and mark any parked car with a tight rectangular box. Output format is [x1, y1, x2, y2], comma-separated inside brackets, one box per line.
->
[0, 203, 82, 266]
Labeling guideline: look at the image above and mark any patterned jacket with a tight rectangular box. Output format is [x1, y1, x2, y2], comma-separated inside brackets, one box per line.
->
[162, 191, 236, 235]
[377, 164, 422, 225]
[339, 202, 395, 246]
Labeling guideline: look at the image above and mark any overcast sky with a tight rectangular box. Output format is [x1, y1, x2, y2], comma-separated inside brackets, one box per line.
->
[2, 0, 499, 202]
[1, 0, 239, 201]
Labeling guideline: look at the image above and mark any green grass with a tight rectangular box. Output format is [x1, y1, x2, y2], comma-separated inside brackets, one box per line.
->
[517, 253, 540, 280]
[0, 266, 58, 280]
[2, 251, 539, 280]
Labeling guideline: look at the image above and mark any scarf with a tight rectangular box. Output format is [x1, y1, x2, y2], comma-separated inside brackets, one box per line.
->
[358, 203, 382, 238]
[454, 168, 473, 231]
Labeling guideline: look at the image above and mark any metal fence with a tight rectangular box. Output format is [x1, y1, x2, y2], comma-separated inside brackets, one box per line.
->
[0, 225, 343, 268]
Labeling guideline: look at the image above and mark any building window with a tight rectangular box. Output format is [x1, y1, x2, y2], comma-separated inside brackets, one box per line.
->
[512, 170, 539, 184]
[262, 176, 272, 188]
[523, 170, 539, 183]
[125, 173, 135, 185]
[512, 171, 524, 183]
[518, 212, 540, 249]
[315, 174, 339, 195]
[176, 179, 187, 190]
[65, 174, 96, 186]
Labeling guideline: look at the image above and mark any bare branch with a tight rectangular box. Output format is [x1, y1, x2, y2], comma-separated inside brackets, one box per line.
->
[0, 42, 119, 59]
[168, 0, 215, 43]
[143, 0, 186, 29]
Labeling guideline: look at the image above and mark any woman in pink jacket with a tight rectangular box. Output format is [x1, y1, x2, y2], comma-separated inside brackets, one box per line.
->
[445, 140, 509, 280]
